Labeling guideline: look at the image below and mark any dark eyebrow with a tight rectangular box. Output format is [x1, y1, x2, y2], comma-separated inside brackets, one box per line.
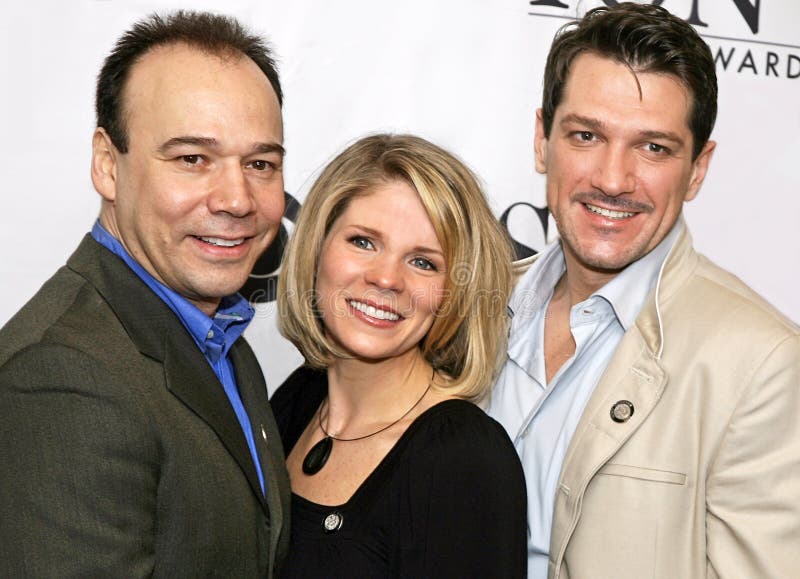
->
[638, 130, 685, 146]
[559, 113, 606, 133]
[158, 136, 218, 154]
[158, 136, 286, 157]
[250, 142, 286, 157]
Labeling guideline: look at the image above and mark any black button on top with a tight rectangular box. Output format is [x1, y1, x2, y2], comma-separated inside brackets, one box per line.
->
[610, 400, 634, 423]
[323, 511, 344, 534]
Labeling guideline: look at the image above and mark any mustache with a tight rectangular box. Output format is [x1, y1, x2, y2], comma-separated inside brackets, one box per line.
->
[574, 192, 653, 214]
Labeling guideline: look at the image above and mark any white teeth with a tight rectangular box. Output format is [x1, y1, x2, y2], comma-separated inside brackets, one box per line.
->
[348, 300, 400, 321]
[198, 236, 244, 247]
[585, 204, 635, 219]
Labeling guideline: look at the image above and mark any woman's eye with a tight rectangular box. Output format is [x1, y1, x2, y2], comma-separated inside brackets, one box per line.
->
[349, 236, 373, 250]
[411, 257, 436, 271]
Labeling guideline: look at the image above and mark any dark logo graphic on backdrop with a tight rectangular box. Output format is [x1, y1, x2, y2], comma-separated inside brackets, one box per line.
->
[241, 191, 301, 305]
[500, 202, 551, 260]
[528, 1, 800, 79]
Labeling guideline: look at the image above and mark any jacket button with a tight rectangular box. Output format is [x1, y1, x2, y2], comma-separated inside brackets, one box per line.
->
[610, 400, 634, 423]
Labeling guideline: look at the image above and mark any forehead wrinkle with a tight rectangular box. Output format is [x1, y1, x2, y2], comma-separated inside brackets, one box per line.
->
[158, 135, 218, 154]
[157, 136, 285, 157]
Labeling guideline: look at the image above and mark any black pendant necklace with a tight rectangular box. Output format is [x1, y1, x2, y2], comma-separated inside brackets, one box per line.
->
[302, 379, 432, 476]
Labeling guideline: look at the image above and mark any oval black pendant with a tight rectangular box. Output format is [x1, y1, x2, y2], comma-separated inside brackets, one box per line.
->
[302, 436, 333, 475]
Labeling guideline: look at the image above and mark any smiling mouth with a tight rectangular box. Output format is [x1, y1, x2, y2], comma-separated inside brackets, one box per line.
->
[348, 300, 401, 321]
[196, 236, 246, 247]
[585, 203, 636, 219]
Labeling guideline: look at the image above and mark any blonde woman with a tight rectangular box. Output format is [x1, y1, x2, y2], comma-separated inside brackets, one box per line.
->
[272, 134, 526, 577]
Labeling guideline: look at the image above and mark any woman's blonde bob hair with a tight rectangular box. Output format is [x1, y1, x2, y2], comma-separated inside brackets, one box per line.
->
[278, 134, 514, 401]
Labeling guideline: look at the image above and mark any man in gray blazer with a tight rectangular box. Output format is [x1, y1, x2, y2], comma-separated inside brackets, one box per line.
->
[487, 3, 799, 578]
[0, 11, 290, 577]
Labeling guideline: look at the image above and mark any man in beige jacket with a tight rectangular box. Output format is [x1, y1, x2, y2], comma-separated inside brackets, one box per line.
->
[487, 4, 800, 578]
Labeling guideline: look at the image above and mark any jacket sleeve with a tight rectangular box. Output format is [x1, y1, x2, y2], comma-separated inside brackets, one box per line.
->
[705, 333, 800, 578]
[0, 344, 159, 578]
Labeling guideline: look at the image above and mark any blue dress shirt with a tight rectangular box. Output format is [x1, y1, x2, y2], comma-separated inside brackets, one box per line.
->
[91, 221, 265, 494]
[486, 222, 682, 578]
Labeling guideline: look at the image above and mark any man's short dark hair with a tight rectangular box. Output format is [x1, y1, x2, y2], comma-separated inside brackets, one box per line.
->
[541, 2, 717, 160]
[96, 10, 282, 153]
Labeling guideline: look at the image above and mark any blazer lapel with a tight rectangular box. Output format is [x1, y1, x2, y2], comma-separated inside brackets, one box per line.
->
[68, 235, 268, 511]
[546, 225, 698, 577]
[163, 335, 268, 511]
[231, 342, 285, 557]
[549, 326, 667, 576]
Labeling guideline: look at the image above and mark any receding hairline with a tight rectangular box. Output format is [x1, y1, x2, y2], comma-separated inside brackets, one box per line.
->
[123, 40, 274, 85]
[114, 41, 282, 142]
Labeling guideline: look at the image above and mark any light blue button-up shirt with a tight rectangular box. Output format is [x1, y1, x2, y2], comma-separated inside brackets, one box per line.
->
[486, 223, 681, 578]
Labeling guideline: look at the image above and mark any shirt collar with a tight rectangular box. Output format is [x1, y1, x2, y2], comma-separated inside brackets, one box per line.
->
[508, 240, 566, 322]
[508, 220, 683, 331]
[90, 221, 254, 360]
[595, 221, 682, 330]
[505, 240, 564, 372]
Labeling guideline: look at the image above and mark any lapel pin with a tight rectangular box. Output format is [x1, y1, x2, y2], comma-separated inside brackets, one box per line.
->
[610, 400, 635, 423]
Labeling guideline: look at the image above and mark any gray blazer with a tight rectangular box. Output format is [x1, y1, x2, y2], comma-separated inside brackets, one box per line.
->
[0, 235, 290, 578]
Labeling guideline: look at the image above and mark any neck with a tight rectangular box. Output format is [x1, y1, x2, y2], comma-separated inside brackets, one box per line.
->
[324, 349, 432, 436]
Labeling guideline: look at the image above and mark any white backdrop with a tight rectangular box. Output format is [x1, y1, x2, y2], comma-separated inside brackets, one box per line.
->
[1, 0, 798, 392]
